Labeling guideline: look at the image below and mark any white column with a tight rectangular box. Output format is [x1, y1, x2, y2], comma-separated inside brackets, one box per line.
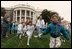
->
[20, 10, 21, 23]
[33, 12, 34, 24]
[30, 11, 31, 18]
[13, 11, 14, 21]
[33, 12, 35, 24]
[25, 10, 26, 22]
[16, 10, 17, 22]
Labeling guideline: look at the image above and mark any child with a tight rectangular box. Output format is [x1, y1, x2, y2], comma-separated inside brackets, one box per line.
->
[17, 22, 23, 39]
[11, 21, 17, 34]
[26, 21, 35, 45]
[15, 21, 18, 34]
[35, 15, 46, 38]
[23, 22, 27, 36]
[43, 13, 70, 48]
[61, 21, 71, 38]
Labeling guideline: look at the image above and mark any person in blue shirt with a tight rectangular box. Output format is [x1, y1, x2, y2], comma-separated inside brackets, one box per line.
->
[43, 13, 70, 48]
[61, 21, 71, 39]
[11, 21, 18, 34]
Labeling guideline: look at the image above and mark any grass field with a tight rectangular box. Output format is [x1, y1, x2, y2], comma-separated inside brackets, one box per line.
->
[1, 33, 71, 48]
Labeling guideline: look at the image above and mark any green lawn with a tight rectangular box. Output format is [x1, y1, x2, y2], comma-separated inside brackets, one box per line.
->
[1, 33, 71, 48]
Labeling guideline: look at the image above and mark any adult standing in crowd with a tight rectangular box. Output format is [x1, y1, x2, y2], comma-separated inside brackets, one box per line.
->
[1, 15, 9, 38]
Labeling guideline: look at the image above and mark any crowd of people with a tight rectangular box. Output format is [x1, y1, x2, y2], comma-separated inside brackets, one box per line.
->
[1, 12, 71, 48]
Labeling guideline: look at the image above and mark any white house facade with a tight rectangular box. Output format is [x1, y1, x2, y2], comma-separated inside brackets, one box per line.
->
[4, 4, 42, 24]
